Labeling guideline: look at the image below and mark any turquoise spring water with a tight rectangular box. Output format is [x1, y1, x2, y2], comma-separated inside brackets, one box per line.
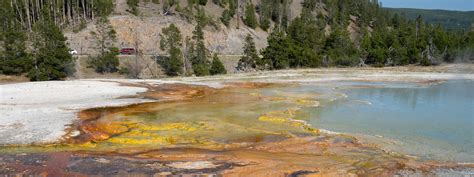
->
[298, 80, 474, 163]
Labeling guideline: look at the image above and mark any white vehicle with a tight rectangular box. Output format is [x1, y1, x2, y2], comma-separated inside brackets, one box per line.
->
[69, 49, 78, 55]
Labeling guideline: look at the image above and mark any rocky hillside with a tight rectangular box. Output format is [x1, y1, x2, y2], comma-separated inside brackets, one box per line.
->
[68, 1, 251, 55]
[3, 0, 472, 81]
[64, 0, 314, 55]
[66, 15, 268, 55]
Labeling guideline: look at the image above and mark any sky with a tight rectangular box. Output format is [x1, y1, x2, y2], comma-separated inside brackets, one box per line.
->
[379, 0, 474, 11]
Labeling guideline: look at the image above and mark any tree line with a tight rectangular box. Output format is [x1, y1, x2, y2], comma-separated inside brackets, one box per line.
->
[1, 1, 75, 81]
[237, 0, 474, 70]
[0, 0, 227, 80]
[3, 0, 114, 31]
[1, 0, 473, 81]
[0, 0, 116, 81]
[159, 7, 226, 76]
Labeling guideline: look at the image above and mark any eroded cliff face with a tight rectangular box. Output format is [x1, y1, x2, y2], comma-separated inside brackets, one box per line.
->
[65, 3, 269, 55]
[63, 0, 327, 55]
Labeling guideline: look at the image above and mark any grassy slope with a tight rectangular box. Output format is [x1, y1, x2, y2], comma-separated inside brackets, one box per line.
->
[385, 8, 474, 31]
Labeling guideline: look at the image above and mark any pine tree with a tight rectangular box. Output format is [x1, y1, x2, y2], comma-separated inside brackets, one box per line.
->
[92, 17, 117, 54]
[324, 27, 359, 66]
[191, 8, 211, 76]
[456, 29, 474, 62]
[237, 34, 260, 71]
[258, 0, 272, 31]
[243, 2, 258, 29]
[160, 24, 183, 53]
[210, 53, 227, 75]
[88, 47, 120, 73]
[359, 29, 372, 65]
[160, 23, 184, 76]
[28, 8, 74, 81]
[183, 36, 194, 74]
[260, 30, 290, 69]
[287, 7, 324, 50]
[280, 0, 289, 31]
[220, 0, 238, 27]
[96, 0, 116, 17]
[0, 1, 31, 75]
[221, 9, 233, 27]
[285, 2, 323, 68]
[88, 17, 119, 73]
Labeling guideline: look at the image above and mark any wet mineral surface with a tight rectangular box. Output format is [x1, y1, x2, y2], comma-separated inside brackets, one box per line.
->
[0, 82, 472, 176]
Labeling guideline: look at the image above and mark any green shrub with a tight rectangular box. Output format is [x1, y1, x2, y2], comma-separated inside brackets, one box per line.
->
[260, 31, 290, 69]
[243, 3, 258, 29]
[192, 63, 210, 76]
[339, 56, 358, 67]
[159, 48, 184, 76]
[160, 23, 184, 76]
[28, 14, 75, 81]
[0, 28, 31, 75]
[420, 55, 432, 66]
[259, 18, 270, 31]
[118, 67, 130, 75]
[87, 47, 120, 73]
[237, 34, 260, 71]
[220, 9, 233, 27]
[210, 54, 227, 75]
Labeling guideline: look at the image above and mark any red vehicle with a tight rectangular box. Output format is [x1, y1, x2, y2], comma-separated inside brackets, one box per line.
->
[120, 48, 136, 55]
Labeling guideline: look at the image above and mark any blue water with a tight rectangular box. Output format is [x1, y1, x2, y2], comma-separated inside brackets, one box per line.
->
[304, 80, 474, 162]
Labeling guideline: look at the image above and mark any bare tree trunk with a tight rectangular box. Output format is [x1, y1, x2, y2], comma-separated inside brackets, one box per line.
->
[130, 26, 148, 78]
[183, 37, 191, 74]
[91, 0, 94, 20]
[145, 62, 157, 78]
[52, 0, 57, 25]
[14, 0, 25, 28]
[73, 1, 77, 25]
[24, 0, 31, 31]
[81, 0, 86, 19]
[134, 28, 140, 78]
[67, 0, 72, 25]
[236, 0, 240, 28]
[35, 0, 40, 23]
